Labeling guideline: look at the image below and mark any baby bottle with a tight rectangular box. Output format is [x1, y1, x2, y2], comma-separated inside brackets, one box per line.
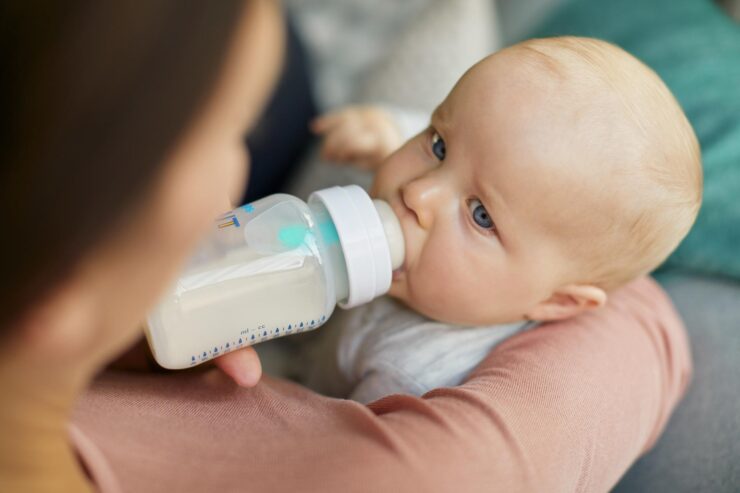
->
[145, 185, 404, 369]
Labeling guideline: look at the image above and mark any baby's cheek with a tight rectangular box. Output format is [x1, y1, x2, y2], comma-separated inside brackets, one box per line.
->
[405, 268, 466, 319]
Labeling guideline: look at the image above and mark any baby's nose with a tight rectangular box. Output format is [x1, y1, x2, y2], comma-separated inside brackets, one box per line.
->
[401, 177, 443, 230]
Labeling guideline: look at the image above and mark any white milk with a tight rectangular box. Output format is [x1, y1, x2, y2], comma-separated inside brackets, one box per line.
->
[146, 186, 404, 369]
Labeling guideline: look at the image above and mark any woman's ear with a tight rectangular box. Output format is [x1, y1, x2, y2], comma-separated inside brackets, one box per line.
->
[524, 284, 607, 322]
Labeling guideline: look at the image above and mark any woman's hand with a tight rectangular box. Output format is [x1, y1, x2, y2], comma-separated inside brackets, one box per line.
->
[212, 346, 262, 387]
[110, 335, 263, 387]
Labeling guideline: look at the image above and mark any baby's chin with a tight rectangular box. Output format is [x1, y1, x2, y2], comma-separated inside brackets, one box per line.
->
[386, 280, 455, 322]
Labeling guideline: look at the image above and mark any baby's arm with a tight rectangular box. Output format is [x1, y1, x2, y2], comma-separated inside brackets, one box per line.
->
[311, 105, 428, 170]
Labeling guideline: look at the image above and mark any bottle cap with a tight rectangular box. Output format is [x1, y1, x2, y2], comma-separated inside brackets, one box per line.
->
[309, 185, 404, 308]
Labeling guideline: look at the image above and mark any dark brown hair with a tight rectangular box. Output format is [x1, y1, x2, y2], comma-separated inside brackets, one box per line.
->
[0, 1, 246, 330]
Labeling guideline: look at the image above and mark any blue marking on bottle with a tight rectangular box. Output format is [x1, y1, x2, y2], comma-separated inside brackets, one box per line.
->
[277, 219, 340, 249]
[242, 204, 255, 213]
[277, 225, 309, 248]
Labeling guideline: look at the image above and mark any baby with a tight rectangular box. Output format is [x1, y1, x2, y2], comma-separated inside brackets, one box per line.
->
[300, 37, 702, 403]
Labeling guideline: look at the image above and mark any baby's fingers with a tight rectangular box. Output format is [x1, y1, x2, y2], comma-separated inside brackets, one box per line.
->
[338, 133, 383, 169]
[311, 109, 351, 134]
[320, 122, 365, 162]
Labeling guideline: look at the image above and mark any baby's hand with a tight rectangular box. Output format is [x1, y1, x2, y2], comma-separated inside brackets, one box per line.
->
[311, 106, 404, 170]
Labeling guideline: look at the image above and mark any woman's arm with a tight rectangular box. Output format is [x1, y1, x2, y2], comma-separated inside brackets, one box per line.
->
[73, 276, 690, 492]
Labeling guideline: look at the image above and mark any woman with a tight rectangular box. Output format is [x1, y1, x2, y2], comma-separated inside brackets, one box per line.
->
[0, 1, 691, 492]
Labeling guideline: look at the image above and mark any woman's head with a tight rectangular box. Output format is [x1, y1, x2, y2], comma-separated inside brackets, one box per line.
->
[0, 1, 261, 367]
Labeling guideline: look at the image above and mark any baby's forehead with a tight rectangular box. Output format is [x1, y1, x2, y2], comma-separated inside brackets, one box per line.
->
[450, 42, 649, 167]
[508, 38, 631, 79]
[442, 40, 658, 191]
[458, 38, 634, 104]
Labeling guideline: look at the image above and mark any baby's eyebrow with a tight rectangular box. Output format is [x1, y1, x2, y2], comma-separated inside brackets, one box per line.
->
[431, 104, 451, 130]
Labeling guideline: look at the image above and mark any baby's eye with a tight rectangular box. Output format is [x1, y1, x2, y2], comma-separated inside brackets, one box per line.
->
[468, 199, 496, 231]
[431, 131, 446, 161]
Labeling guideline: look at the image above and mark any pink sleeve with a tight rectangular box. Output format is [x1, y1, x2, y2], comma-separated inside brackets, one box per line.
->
[72, 276, 691, 493]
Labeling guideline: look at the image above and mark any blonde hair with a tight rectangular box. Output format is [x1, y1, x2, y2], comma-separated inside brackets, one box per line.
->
[516, 37, 702, 289]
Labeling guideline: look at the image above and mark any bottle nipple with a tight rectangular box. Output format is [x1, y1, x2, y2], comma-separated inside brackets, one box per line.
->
[372, 199, 404, 270]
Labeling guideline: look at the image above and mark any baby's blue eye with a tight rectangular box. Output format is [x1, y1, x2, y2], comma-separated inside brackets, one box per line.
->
[468, 199, 495, 230]
[431, 131, 446, 160]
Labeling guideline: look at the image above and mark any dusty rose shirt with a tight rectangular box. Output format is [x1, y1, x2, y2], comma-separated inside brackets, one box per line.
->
[71, 277, 691, 493]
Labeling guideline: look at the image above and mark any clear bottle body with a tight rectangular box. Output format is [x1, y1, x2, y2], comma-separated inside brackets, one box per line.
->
[146, 194, 348, 369]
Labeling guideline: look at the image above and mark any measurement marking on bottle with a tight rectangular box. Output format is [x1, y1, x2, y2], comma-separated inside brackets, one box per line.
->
[190, 314, 328, 368]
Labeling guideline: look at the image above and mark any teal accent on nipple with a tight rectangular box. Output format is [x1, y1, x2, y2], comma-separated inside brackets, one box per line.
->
[319, 220, 339, 245]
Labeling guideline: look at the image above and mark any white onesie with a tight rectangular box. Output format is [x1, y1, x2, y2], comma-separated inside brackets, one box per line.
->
[300, 297, 533, 404]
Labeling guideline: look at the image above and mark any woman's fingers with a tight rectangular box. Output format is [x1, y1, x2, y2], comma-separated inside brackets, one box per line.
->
[214, 346, 263, 387]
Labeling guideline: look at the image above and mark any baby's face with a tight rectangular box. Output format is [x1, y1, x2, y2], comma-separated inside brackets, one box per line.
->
[372, 50, 618, 325]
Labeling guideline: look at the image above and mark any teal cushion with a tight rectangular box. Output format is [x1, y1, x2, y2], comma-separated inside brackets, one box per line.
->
[527, 0, 740, 280]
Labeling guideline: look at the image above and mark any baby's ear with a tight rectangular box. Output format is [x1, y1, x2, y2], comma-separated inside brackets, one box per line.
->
[524, 284, 607, 322]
